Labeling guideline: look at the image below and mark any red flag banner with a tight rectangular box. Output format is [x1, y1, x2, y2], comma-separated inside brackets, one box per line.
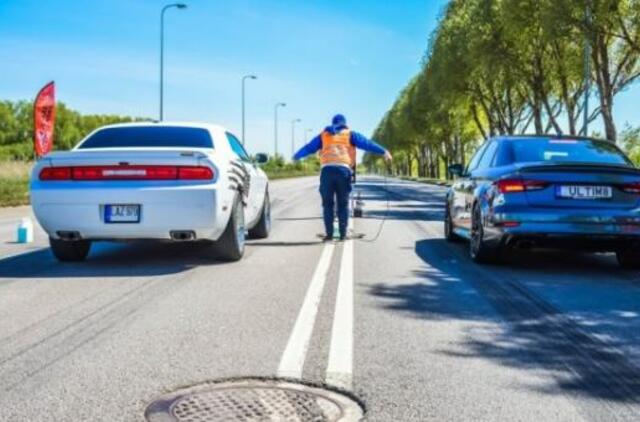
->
[33, 81, 56, 158]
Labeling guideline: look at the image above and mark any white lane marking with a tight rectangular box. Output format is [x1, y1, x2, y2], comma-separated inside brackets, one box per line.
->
[326, 219, 354, 389]
[278, 242, 335, 379]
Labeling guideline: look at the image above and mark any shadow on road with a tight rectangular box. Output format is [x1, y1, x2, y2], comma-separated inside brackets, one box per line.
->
[362, 206, 444, 222]
[354, 180, 445, 222]
[369, 236, 640, 406]
[0, 241, 224, 279]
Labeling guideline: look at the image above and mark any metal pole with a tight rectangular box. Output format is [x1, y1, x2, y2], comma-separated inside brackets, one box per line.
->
[291, 118, 301, 160]
[159, 4, 187, 121]
[160, 7, 166, 121]
[241, 75, 257, 145]
[582, 0, 591, 136]
[274, 102, 286, 159]
[242, 78, 245, 144]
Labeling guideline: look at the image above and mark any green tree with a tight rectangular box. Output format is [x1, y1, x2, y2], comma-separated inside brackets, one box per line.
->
[374, 0, 640, 179]
[0, 99, 145, 160]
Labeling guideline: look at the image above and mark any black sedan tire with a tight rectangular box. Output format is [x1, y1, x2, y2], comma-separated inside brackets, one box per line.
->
[49, 237, 91, 262]
[469, 204, 501, 264]
[444, 204, 461, 243]
[616, 247, 640, 269]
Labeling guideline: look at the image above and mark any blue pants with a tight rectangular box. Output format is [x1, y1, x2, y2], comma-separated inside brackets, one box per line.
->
[319, 166, 352, 237]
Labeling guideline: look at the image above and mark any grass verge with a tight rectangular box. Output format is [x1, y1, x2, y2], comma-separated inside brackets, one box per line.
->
[0, 161, 31, 207]
[264, 169, 317, 180]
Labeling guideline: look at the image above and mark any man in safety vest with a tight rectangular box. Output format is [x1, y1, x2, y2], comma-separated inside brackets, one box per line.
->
[293, 114, 392, 241]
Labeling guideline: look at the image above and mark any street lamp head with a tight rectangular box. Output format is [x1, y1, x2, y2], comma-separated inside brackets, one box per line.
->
[249, 75, 258, 80]
[294, 118, 301, 123]
[176, 3, 188, 9]
[277, 102, 286, 107]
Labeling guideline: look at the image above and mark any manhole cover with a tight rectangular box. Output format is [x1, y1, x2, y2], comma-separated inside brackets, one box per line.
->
[145, 378, 364, 422]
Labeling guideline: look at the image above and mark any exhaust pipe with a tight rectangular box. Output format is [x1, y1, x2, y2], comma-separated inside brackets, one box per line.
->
[56, 231, 82, 241]
[514, 239, 535, 249]
[170, 230, 196, 241]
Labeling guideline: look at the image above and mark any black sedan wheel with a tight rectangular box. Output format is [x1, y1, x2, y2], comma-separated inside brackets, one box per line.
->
[616, 246, 640, 269]
[444, 204, 461, 243]
[469, 204, 500, 264]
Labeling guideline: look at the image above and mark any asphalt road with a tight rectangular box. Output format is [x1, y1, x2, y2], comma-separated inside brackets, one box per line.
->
[1, 175, 640, 421]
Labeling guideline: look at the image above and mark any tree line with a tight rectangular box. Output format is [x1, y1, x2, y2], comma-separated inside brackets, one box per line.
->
[368, 0, 640, 178]
[0, 99, 320, 179]
[0, 100, 142, 160]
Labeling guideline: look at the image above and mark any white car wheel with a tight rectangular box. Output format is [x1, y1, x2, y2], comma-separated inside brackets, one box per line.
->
[214, 195, 245, 262]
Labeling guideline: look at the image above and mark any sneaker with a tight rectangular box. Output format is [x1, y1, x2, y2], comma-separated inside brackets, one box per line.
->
[322, 235, 334, 242]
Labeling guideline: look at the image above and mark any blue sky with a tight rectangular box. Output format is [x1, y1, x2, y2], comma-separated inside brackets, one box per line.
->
[0, 0, 638, 157]
[0, 0, 445, 156]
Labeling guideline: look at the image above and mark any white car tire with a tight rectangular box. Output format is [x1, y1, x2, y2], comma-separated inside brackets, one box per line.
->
[50, 237, 91, 262]
[214, 195, 245, 262]
[248, 191, 271, 239]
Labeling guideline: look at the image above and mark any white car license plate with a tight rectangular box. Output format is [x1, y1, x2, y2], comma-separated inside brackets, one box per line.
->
[105, 204, 140, 223]
[556, 185, 612, 200]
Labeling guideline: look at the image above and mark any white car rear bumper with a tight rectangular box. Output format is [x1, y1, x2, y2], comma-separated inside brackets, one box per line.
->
[31, 181, 225, 241]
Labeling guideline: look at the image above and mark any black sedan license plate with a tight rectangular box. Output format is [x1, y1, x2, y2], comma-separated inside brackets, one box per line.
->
[105, 204, 141, 223]
[556, 185, 612, 200]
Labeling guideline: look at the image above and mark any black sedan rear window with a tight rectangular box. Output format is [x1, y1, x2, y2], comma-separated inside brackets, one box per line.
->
[505, 138, 631, 166]
[78, 126, 214, 149]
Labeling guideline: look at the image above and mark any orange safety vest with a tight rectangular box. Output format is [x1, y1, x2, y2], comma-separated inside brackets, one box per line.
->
[320, 129, 355, 168]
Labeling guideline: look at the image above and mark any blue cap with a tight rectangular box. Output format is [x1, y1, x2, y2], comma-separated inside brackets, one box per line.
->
[332, 114, 347, 126]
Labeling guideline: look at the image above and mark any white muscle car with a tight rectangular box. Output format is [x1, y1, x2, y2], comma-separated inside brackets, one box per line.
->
[30, 122, 271, 262]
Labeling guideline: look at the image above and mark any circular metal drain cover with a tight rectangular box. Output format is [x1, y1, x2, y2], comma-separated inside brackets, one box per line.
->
[145, 379, 364, 422]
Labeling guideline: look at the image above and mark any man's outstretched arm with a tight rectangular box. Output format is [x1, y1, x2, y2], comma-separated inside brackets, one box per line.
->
[351, 131, 387, 155]
[293, 135, 322, 160]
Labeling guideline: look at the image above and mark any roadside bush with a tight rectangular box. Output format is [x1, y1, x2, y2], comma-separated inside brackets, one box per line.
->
[0, 160, 31, 206]
[259, 154, 320, 179]
[0, 143, 34, 161]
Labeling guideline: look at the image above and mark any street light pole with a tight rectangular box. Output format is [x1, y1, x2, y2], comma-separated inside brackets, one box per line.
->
[291, 118, 301, 160]
[159, 3, 187, 121]
[241, 75, 257, 145]
[274, 102, 286, 159]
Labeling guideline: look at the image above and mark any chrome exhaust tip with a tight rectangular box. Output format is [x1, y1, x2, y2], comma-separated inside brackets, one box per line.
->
[170, 230, 196, 241]
[56, 231, 82, 241]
